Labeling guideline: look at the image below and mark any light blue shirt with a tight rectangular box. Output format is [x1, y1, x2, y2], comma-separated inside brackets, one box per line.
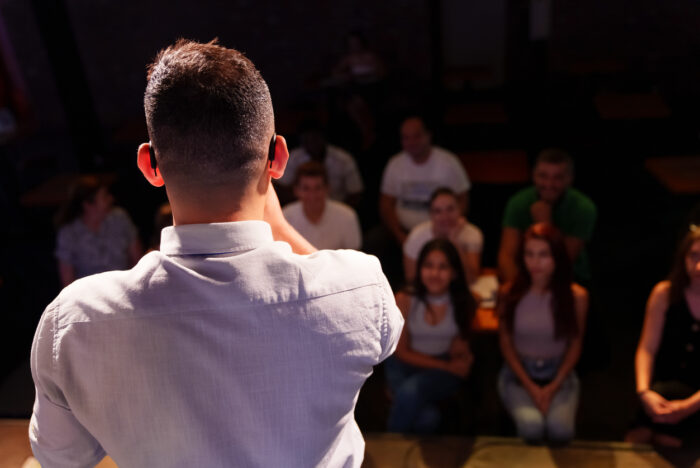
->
[30, 221, 403, 468]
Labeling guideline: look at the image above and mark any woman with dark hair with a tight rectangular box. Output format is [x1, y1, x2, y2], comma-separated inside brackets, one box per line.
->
[498, 222, 588, 443]
[386, 238, 476, 433]
[626, 227, 700, 447]
[54, 176, 142, 286]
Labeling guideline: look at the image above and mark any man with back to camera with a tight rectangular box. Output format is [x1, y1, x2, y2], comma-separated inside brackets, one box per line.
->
[497, 148, 597, 283]
[29, 39, 403, 468]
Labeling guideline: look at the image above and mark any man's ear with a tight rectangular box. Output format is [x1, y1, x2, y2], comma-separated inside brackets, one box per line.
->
[268, 135, 289, 180]
[137, 143, 165, 187]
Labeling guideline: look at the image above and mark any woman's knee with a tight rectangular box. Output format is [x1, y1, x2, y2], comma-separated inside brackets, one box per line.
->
[547, 415, 575, 443]
[514, 411, 545, 442]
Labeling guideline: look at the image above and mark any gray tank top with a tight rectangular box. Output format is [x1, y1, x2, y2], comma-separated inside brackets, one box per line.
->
[513, 290, 567, 360]
[408, 294, 459, 356]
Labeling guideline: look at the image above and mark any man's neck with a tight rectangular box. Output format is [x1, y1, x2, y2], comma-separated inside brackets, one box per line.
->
[409, 148, 432, 165]
[168, 186, 265, 226]
[303, 201, 326, 225]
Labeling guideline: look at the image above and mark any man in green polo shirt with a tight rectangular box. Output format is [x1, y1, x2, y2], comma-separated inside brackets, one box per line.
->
[498, 148, 597, 283]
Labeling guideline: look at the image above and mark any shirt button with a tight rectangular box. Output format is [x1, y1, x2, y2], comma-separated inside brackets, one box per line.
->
[692, 323, 700, 332]
[686, 343, 694, 352]
[680, 362, 687, 369]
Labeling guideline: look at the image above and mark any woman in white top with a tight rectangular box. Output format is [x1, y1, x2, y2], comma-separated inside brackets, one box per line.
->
[498, 222, 588, 443]
[54, 176, 142, 286]
[403, 187, 483, 285]
[386, 238, 477, 433]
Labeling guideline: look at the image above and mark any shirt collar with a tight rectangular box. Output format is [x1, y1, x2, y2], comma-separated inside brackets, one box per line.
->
[160, 220, 274, 256]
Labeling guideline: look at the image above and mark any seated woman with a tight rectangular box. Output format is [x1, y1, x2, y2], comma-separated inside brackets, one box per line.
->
[54, 176, 142, 286]
[386, 238, 476, 434]
[626, 227, 700, 447]
[498, 223, 588, 444]
[403, 187, 483, 285]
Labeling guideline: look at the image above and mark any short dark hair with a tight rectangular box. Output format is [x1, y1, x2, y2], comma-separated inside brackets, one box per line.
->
[535, 148, 574, 175]
[429, 186, 458, 207]
[144, 39, 274, 189]
[293, 161, 328, 187]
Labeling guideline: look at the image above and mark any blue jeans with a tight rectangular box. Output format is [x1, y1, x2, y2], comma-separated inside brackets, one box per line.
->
[384, 356, 463, 434]
[498, 357, 579, 443]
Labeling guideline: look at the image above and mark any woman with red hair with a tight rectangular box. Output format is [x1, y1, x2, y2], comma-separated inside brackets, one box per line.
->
[497, 223, 588, 443]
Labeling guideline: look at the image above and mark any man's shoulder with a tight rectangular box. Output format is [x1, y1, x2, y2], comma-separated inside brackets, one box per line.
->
[506, 186, 537, 208]
[408, 220, 432, 239]
[564, 188, 596, 213]
[282, 200, 303, 216]
[49, 252, 163, 326]
[431, 146, 459, 161]
[327, 145, 355, 163]
[326, 199, 357, 218]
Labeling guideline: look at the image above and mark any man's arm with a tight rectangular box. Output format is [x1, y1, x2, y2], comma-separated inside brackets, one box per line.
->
[264, 184, 317, 255]
[497, 227, 521, 283]
[379, 194, 407, 245]
[30, 303, 106, 468]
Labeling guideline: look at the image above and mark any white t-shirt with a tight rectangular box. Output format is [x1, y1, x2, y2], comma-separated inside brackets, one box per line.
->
[380, 147, 470, 230]
[403, 220, 483, 260]
[283, 199, 362, 250]
[280, 145, 364, 201]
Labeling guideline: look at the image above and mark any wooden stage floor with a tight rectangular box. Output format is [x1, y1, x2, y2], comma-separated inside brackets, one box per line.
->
[3, 420, 699, 468]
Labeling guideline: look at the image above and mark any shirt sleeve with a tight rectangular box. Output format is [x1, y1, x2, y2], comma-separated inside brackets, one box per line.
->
[502, 192, 530, 229]
[446, 153, 471, 192]
[30, 301, 106, 468]
[460, 224, 484, 253]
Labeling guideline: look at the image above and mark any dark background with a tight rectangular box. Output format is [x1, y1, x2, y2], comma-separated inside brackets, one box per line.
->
[1, 0, 699, 441]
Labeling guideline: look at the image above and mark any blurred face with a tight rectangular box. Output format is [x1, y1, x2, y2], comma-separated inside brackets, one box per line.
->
[523, 238, 555, 283]
[400, 118, 432, 160]
[83, 186, 113, 219]
[294, 175, 327, 212]
[420, 249, 454, 295]
[686, 239, 700, 282]
[430, 194, 460, 236]
[533, 162, 572, 203]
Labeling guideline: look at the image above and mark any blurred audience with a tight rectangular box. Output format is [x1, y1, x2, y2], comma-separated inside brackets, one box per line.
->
[404, 187, 483, 285]
[380, 117, 470, 245]
[54, 176, 142, 287]
[498, 223, 588, 444]
[627, 227, 700, 447]
[282, 162, 361, 250]
[277, 121, 363, 208]
[498, 149, 596, 284]
[386, 239, 476, 434]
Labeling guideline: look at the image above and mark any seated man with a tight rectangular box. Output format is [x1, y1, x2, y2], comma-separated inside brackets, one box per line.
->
[380, 116, 471, 246]
[277, 121, 363, 207]
[498, 148, 597, 283]
[403, 187, 483, 285]
[283, 161, 362, 250]
[29, 39, 403, 468]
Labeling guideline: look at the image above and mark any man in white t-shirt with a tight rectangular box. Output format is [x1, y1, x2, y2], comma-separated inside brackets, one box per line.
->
[277, 123, 363, 208]
[403, 187, 483, 284]
[380, 117, 470, 245]
[283, 161, 362, 250]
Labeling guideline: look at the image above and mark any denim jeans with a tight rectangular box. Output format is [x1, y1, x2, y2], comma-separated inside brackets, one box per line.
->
[384, 356, 463, 434]
[498, 356, 579, 443]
